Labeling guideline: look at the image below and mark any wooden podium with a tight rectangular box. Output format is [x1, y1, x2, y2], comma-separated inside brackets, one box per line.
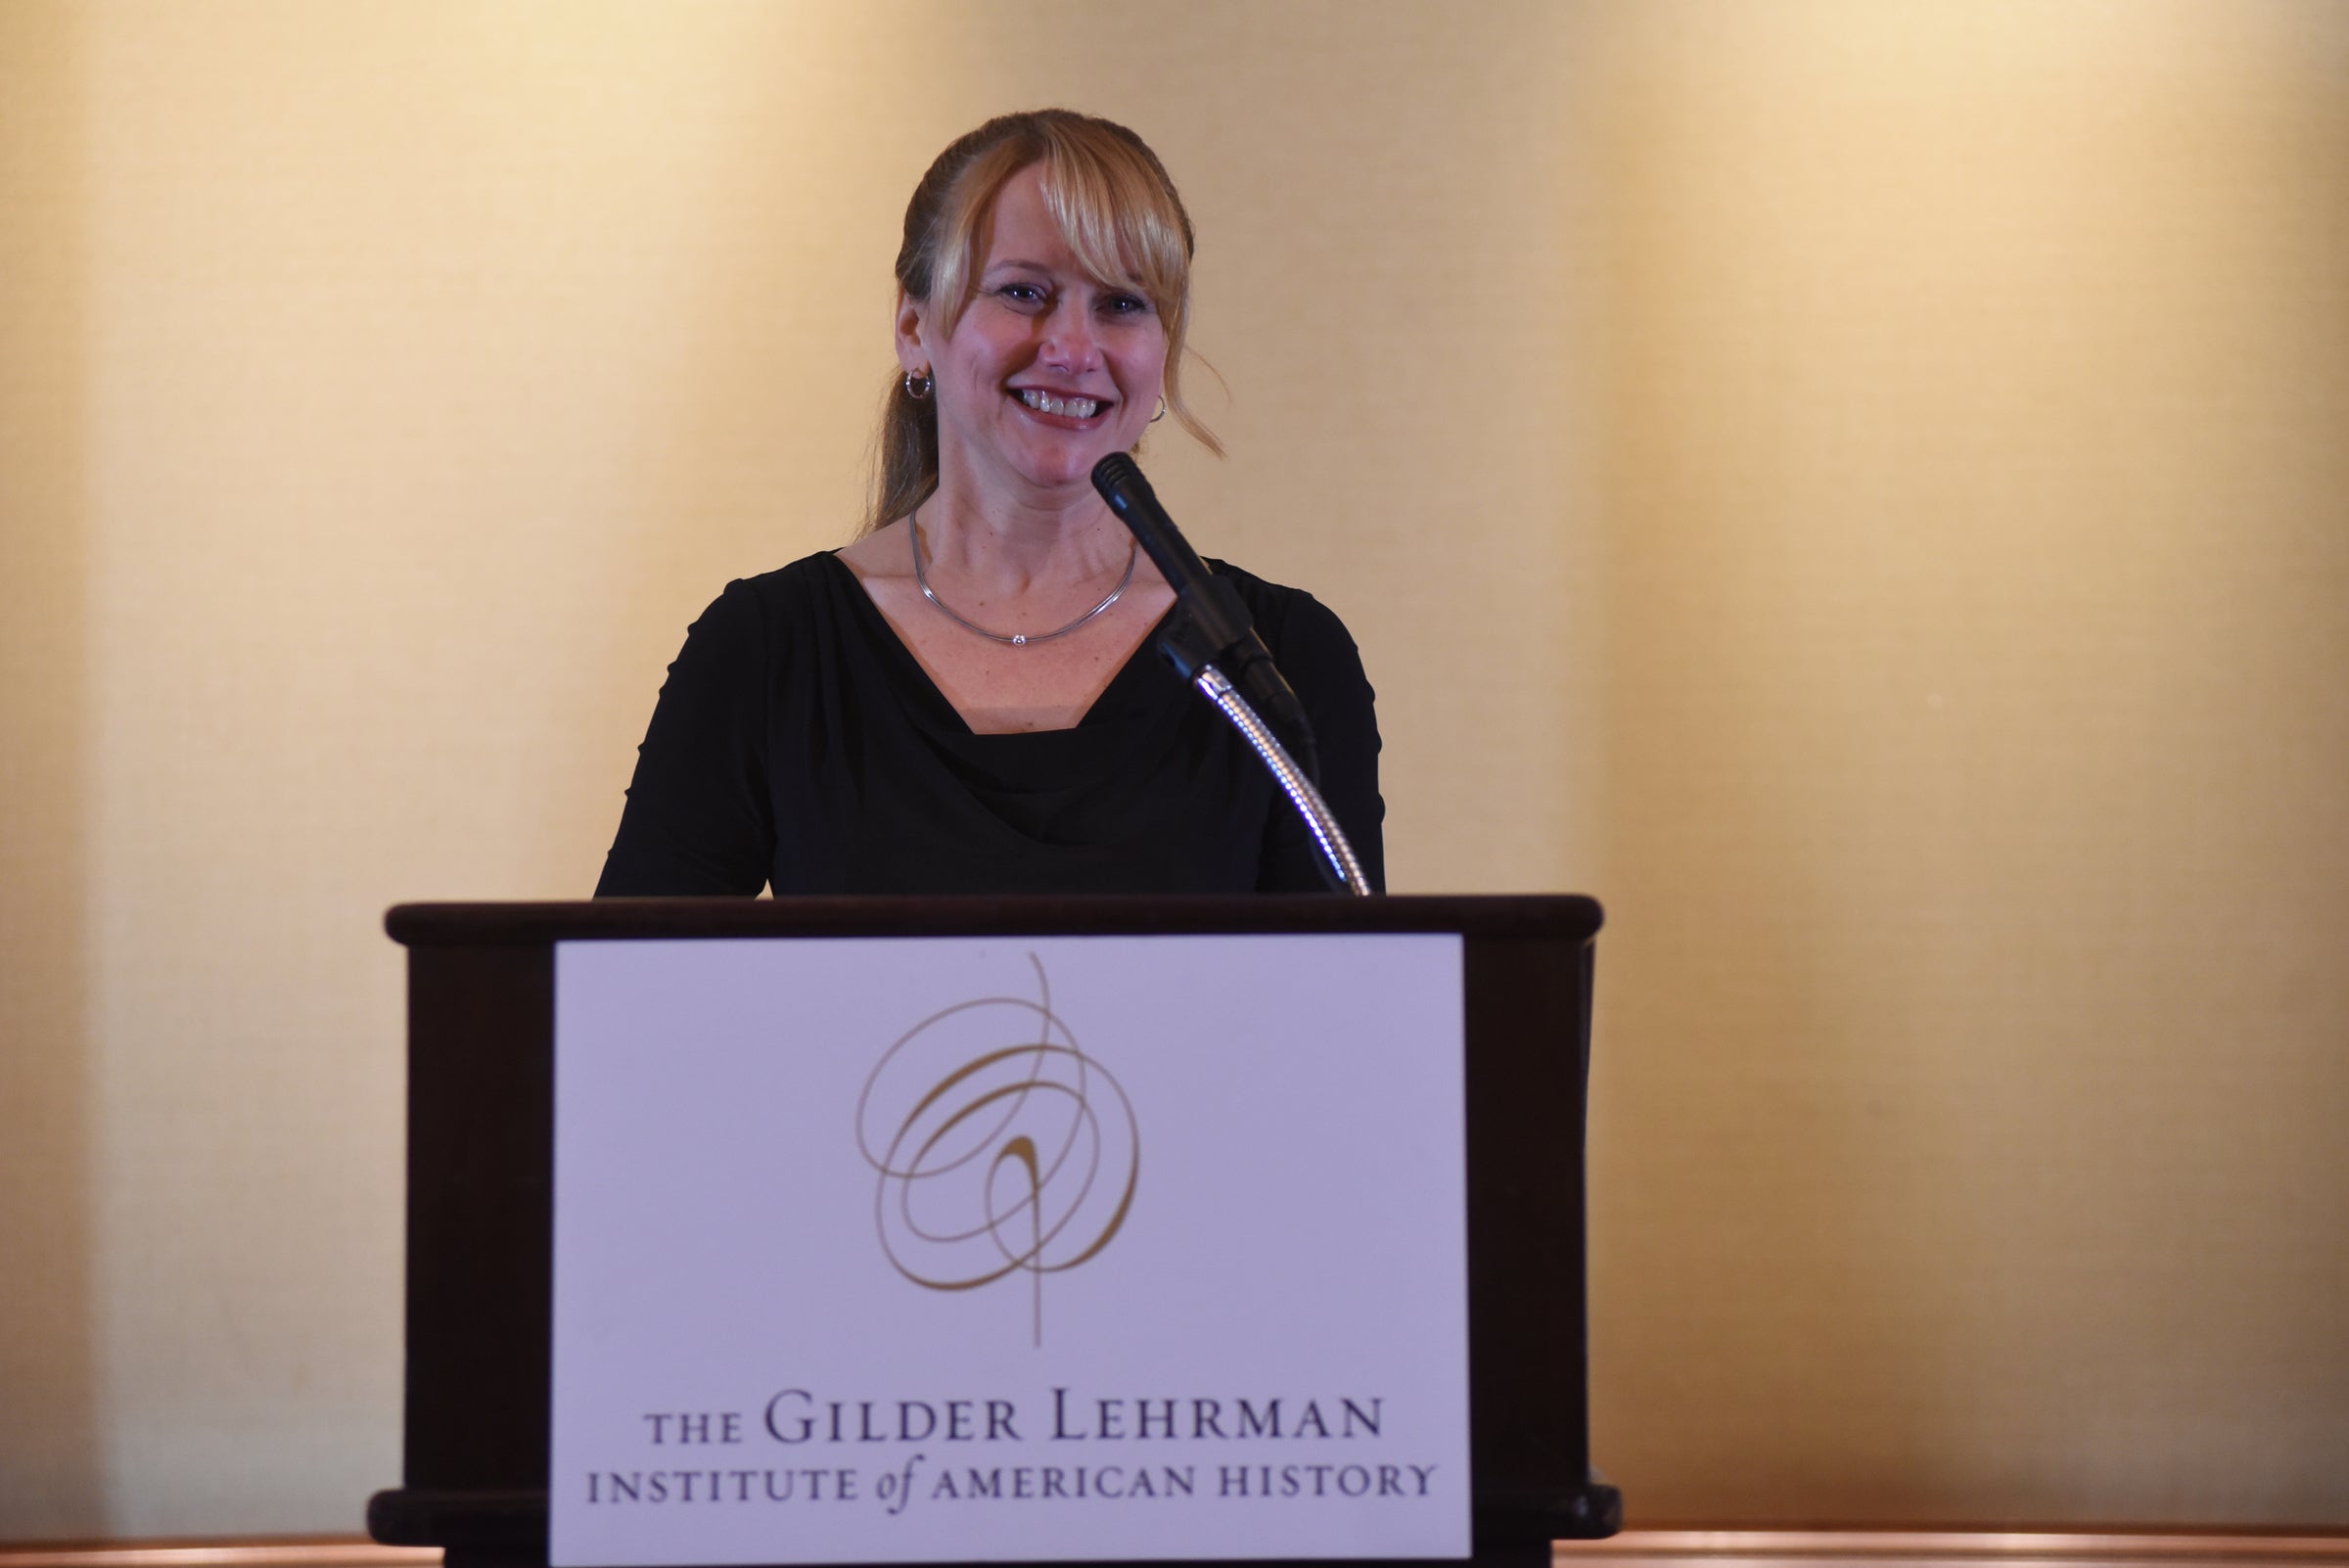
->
[366, 895, 1621, 1567]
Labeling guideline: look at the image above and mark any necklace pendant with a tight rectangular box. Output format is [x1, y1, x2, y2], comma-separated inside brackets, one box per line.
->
[1010, 633, 1028, 646]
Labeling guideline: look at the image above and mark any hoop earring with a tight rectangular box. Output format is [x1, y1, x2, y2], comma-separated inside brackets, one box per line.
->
[1150, 395, 1167, 424]
[904, 369, 933, 400]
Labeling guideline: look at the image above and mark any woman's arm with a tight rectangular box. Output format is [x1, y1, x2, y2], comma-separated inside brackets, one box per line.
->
[594, 579, 776, 897]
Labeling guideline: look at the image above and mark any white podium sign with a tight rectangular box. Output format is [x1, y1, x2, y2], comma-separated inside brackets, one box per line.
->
[550, 934, 1469, 1565]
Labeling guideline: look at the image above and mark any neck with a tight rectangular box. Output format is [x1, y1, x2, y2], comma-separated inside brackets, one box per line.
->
[920, 469, 1140, 594]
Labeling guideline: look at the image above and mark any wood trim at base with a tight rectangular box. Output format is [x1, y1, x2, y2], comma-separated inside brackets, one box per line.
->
[3, 1529, 2344, 1568]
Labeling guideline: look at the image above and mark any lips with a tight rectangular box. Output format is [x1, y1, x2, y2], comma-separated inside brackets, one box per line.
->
[1015, 388, 1107, 420]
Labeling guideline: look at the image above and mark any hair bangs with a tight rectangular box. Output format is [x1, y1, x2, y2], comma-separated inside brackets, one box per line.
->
[1035, 132, 1191, 322]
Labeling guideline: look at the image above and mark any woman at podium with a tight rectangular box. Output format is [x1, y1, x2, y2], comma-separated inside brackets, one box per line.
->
[595, 110, 1382, 897]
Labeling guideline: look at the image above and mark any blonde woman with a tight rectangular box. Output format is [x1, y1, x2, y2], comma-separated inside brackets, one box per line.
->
[597, 111, 1381, 896]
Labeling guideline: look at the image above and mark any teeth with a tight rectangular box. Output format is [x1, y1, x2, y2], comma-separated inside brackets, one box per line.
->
[1020, 390, 1101, 419]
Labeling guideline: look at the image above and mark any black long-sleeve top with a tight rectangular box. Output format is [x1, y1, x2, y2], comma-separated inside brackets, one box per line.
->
[594, 552, 1383, 896]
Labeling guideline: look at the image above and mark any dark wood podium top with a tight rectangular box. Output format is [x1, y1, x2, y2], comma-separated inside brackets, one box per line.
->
[387, 895, 1604, 947]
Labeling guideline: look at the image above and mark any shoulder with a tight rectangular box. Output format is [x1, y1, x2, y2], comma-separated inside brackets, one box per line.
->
[684, 551, 853, 639]
[653, 552, 864, 697]
[720, 550, 850, 611]
[1204, 559, 1365, 666]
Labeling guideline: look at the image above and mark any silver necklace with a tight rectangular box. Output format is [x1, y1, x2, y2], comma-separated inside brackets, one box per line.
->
[910, 511, 1138, 647]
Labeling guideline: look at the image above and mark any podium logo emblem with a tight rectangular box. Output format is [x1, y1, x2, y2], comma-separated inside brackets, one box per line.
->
[854, 955, 1139, 1345]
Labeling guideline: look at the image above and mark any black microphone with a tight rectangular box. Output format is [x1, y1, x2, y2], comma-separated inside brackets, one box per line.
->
[1091, 452, 1319, 780]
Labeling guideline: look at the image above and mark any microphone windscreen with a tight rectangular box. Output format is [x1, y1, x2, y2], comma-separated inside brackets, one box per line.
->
[1090, 451, 1146, 505]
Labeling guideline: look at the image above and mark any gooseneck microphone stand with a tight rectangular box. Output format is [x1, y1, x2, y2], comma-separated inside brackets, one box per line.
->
[1184, 648, 1375, 898]
[1092, 454, 1374, 898]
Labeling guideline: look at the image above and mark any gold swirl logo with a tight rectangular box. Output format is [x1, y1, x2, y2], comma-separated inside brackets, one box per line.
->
[854, 954, 1138, 1345]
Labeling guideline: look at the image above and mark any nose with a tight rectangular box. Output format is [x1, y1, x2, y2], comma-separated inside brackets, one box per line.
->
[1037, 298, 1102, 373]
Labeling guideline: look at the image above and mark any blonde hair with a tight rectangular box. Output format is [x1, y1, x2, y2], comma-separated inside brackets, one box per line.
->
[864, 110, 1221, 534]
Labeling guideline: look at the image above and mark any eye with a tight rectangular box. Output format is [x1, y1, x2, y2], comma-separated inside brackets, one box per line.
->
[995, 282, 1048, 308]
[1099, 292, 1152, 317]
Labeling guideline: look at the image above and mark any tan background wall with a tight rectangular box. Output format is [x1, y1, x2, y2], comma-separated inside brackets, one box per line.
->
[2, 0, 2343, 1539]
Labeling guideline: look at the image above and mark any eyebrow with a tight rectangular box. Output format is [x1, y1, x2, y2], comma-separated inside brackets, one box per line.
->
[981, 257, 1145, 294]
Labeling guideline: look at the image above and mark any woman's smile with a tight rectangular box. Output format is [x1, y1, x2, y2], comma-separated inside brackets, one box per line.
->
[1014, 388, 1109, 421]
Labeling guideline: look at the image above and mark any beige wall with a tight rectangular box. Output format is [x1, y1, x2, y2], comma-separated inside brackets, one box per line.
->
[1, 0, 2342, 1539]
[1581, 4, 2349, 1519]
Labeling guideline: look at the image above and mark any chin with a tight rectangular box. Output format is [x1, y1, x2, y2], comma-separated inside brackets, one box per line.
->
[1011, 440, 1126, 493]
